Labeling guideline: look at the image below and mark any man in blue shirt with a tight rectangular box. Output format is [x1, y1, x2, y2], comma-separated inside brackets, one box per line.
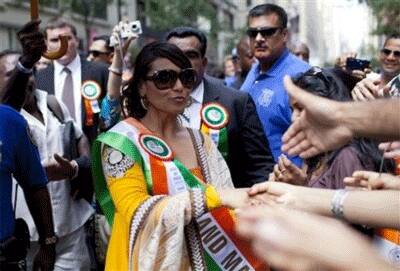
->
[241, 4, 310, 166]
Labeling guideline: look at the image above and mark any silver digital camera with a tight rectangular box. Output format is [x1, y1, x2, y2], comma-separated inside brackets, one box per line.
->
[110, 20, 142, 47]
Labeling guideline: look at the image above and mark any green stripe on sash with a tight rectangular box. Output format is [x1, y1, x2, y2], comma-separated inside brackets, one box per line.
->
[204, 251, 222, 271]
[173, 159, 205, 192]
[218, 127, 229, 159]
[92, 131, 148, 225]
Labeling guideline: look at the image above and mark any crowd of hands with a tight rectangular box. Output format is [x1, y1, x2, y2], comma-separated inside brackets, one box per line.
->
[218, 170, 398, 270]
[216, 75, 400, 270]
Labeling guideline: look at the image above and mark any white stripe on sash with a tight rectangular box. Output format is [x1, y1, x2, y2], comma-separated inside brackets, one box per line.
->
[197, 213, 254, 271]
[110, 121, 151, 165]
[373, 236, 400, 266]
[165, 161, 188, 195]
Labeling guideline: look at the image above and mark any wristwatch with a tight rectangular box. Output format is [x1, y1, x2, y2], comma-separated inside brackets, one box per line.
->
[39, 235, 58, 245]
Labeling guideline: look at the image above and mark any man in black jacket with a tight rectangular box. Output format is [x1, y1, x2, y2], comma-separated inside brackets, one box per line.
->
[166, 27, 274, 188]
[35, 18, 108, 143]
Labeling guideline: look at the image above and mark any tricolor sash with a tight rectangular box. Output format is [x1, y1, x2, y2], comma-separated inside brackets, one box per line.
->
[92, 118, 265, 271]
[373, 158, 400, 266]
[200, 103, 229, 159]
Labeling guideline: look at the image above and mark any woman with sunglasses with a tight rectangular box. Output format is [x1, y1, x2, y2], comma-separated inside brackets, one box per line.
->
[92, 42, 266, 271]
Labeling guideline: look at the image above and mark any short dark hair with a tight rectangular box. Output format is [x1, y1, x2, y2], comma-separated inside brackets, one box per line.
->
[383, 34, 400, 47]
[165, 27, 207, 57]
[44, 18, 77, 38]
[248, 4, 288, 28]
[123, 42, 192, 119]
[293, 67, 392, 173]
[93, 34, 112, 50]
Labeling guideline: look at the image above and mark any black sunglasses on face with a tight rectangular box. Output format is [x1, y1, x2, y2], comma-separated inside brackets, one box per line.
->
[381, 48, 400, 58]
[89, 50, 109, 57]
[145, 68, 197, 90]
[246, 27, 282, 38]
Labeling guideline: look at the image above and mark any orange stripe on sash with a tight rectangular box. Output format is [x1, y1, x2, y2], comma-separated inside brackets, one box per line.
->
[376, 228, 400, 245]
[211, 208, 268, 270]
[84, 99, 94, 126]
[150, 156, 168, 195]
[375, 158, 400, 245]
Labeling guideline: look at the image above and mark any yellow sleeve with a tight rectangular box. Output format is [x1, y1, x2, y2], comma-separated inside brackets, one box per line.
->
[205, 185, 222, 210]
[102, 146, 150, 225]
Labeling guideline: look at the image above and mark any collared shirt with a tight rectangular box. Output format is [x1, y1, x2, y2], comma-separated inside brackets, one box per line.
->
[0, 105, 47, 241]
[179, 81, 205, 129]
[54, 55, 83, 128]
[15, 90, 94, 240]
[241, 49, 310, 166]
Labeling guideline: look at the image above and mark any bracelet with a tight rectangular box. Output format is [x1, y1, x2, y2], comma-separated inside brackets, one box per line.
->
[331, 189, 349, 220]
[108, 66, 123, 76]
[190, 188, 206, 219]
[16, 61, 33, 74]
[39, 235, 58, 245]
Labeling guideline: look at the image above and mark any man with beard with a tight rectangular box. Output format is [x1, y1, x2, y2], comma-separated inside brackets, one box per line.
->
[241, 4, 310, 166]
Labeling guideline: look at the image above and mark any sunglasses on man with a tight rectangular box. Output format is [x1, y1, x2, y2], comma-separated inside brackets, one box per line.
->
[145, 68, 197, 90]
[89, 50, 110, 57]
[381, 48, 400, 58]
[246, 27, 282, 39]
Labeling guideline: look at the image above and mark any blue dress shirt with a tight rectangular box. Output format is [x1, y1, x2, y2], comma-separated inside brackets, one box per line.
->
[241, 49, 310, 166]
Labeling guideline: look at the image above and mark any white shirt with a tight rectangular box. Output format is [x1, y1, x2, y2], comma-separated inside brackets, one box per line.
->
[54, 55, 83, 128]
[179, 81, 204, 129]
[14, 89, 94, 240]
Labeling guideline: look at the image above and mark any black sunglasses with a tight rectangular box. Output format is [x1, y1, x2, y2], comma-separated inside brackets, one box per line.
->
[381, 48, 400, 58]
[89, 50, 109, 57]
[145, 68, 197, 90]
[292, 66, 331, 88]
[246, 27, 282, 38]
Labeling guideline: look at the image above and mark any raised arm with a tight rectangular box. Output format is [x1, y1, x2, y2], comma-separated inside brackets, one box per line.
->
[1, 20, 46, 110]
[282, 76, 400, 158]
[249, 181, 400, 229]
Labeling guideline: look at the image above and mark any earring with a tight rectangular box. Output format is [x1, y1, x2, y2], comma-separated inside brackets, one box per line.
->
[186, 96, 193, 108]
[140, 96, 148, 110]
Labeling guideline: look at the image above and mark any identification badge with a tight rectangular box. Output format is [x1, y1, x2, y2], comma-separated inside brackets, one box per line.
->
[81, 80, 101, 101]
[139, 134, 173, 161]
[201, 103, 229, 129]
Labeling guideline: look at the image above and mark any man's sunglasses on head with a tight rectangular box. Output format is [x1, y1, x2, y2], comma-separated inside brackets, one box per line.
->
[381, 48, 400, 58]
[145, 68, 197, 90]
[246, 27, 282, 38]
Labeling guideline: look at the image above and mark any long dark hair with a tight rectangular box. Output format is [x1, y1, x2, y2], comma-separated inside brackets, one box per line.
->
[293, 67, 393, 172]
[122, 41, 192, 119]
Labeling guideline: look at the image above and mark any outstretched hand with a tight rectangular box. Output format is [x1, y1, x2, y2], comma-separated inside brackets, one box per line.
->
[235, 206, 387, 271]
[281, 76, 354, 158]
[344, 171, 400, 190]
[379, 141, 400, 159]
[272, 154, 307, 185]
[17, 20, 46, 68]
[44, 154, 76, 181]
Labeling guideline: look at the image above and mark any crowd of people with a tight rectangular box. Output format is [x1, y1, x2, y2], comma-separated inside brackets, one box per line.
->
[0, 3, 399, 271]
